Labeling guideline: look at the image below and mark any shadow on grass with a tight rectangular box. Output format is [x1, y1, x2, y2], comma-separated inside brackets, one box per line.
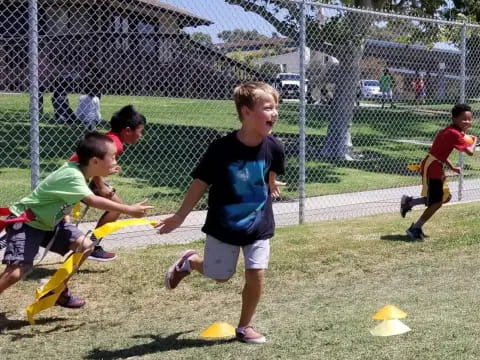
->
[22, 266, 109, 283]
[0, 312, 68, 333]
[380, 234, 425, 242]
[1, 106, 470, 211]
[85, 332, 234, 359]
[0, 106, 441, 183]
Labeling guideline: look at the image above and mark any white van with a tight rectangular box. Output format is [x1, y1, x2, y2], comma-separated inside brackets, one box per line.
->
[358, 79, 382, 99]
[275, 73, 313, 102]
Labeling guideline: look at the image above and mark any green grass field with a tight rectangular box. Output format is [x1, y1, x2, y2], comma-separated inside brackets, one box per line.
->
[2, 93, 480, 218]
[2, 203, 480, 359]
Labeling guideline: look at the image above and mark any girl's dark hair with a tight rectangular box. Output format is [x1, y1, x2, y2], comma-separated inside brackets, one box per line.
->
[452, 103, 472, 119]
[76, 132, 113, 166]
[110, 105, 146, 132]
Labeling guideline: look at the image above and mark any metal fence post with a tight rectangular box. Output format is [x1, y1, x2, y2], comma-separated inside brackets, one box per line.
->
[298, 0, 306, 224]
[458, 23, 466, 201]
[28, 0, 40, 189]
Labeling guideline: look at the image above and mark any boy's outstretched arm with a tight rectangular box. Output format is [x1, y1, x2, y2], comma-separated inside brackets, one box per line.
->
[268, 171, 286, 199]
[156, 179, 208, 234]
[83, 195, 152, 218]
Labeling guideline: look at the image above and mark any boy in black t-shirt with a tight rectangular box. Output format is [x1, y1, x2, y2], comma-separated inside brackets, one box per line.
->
[157, 81, 285, 344]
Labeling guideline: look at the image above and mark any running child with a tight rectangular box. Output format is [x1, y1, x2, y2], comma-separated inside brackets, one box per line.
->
[400, 103, 477, 240]
[69, 105, 146, 261]
[157, 81, 285, 344]
[0, 132, 152, 307]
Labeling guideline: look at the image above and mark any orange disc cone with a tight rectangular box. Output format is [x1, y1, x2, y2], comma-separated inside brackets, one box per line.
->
[373, 305, 407, 320]
[406, 164, 421, 171]
[370, 319, 411, 336]
[199, 322, 236, 340]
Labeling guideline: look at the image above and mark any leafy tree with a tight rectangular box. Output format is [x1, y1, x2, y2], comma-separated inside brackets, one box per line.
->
[190, 32, 213, 46]
[258, 61, 282, 75]
[443, 0, 480, 22]
[224, 0, 454, 159]
[217, 29, 269, 42]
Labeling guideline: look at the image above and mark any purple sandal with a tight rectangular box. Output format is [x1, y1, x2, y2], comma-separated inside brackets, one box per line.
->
[55, 288, 86, 309]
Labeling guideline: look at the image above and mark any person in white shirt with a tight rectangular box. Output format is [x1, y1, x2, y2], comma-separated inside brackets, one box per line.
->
[76, 93, 102, 130]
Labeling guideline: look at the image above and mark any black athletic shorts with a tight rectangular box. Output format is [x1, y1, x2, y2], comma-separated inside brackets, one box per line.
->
[426, 178, 443, 206]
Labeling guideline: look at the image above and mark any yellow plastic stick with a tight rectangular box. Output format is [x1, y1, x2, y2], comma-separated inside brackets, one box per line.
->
[26, 283, 65, 325]
[26, 218, 157, 325]
[93, 219, 158, 239]
[72, 202, 81, 219]
[26, 252, 86, 325]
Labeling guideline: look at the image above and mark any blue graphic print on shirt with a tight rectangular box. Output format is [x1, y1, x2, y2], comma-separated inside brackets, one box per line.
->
[224, 159, 268, 230]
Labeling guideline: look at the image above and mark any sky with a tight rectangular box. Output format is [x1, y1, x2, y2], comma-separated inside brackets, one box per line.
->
[162, 0, 460, 51]
[163, 0, 279, 42]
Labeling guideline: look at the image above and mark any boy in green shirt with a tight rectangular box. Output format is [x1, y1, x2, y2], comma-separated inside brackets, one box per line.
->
[379, 69, 395, 108]
[0, 132, 152, 308]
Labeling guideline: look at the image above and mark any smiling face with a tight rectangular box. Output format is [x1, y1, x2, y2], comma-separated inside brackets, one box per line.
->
[453, 111, 473, 133]
[93, 141, 118, 177]
[241, 91, 279, 138]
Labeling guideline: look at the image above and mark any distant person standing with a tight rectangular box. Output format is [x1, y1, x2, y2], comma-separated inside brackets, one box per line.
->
[414, 72, 426, 105]
[76, 93, 102, 131]
[52, 80, 77, 124]
[379, 69, 395, 108]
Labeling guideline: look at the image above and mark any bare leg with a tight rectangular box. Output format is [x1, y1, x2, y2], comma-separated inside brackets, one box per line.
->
[53, 236, 94, 308]
[418, 202, 442, 223]
[238, 269, 265, 327]
[95, 193, 123, 230]
[188, 253, 204, 275]
[0, 265, 26, 295]
[70, 234, 94, 255]
[90, 193, 122, 260]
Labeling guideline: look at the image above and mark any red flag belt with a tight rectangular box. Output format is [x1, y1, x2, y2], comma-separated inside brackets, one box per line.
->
[0, 208, 35, 232]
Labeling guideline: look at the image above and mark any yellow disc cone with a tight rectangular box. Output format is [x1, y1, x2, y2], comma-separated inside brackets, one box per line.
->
[373, 305, 407, 320]
[370, 319, 411, 336]
[199, 322, 236, 340]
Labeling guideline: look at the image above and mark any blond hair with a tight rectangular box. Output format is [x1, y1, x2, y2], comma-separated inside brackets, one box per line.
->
[233, 81, 279, 120]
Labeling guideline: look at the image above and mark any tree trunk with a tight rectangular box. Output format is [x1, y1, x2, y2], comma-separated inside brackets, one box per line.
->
[319, 11, 371, 160]
[321, 43, 365, 159]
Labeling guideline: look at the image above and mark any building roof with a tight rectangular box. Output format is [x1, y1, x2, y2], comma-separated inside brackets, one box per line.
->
[366, 39, 461, 55]
[49, 0, 212, 28]
[364, 39, 461, 75]
[137, 0, 212, 27]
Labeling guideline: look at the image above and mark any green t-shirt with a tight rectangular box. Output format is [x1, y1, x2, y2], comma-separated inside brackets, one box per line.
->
[10, 162, 93, 231]
[379, 74, 393, 91]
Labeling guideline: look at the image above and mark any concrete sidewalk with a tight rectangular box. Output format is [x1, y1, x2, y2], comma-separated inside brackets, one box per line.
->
[2, 179, 479, 262]
[77, 178, 480, 251]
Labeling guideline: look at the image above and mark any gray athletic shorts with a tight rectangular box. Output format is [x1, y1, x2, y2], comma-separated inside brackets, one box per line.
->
[2, 221, 84, 266]
[203, 235, 270, 280]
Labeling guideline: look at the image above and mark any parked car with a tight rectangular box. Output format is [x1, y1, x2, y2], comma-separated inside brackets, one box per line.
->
[358, 79, 382, 99]
[274, 73, 314, 103]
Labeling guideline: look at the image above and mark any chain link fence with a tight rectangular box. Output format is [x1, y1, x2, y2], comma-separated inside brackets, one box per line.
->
[1, 0, 480, 244]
